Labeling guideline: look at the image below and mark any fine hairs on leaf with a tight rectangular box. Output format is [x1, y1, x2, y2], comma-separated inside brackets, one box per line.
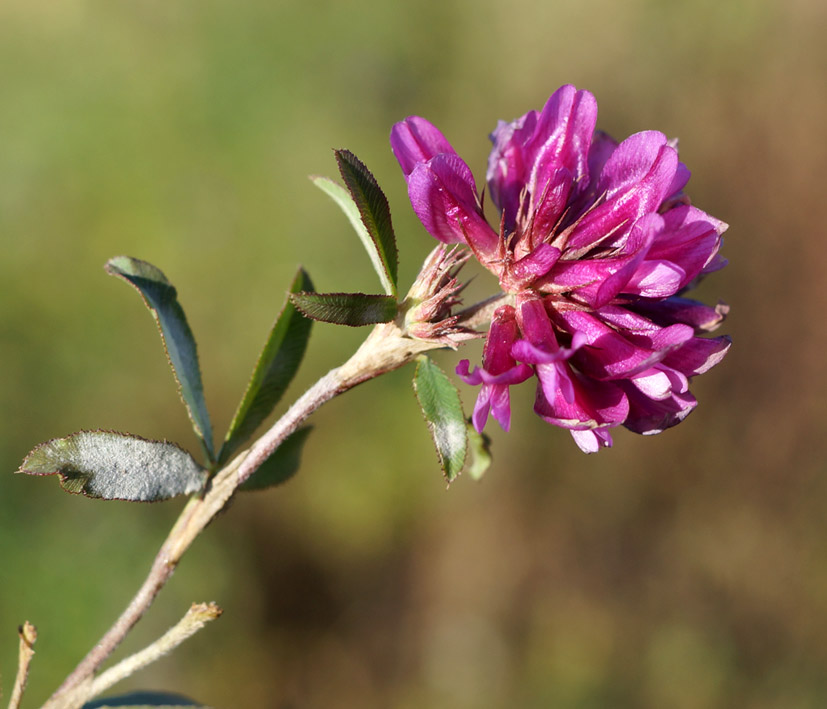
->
[18, 431, 208, 502]
[310, 166, 398, 297]
[290, 291, 398, 326]
[334, 149, 399, 295]
[219, 268, 314, 464]
[105, 257, 215, 464]
[412, 355, 468, 483]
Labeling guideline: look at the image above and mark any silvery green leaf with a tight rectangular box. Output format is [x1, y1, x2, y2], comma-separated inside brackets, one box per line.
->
[105, 256, 214, 463]
[219, 268, 314, 464]
[290, 291, 397, 326]
[18, 431, 207, 501]
[412, 356, 467, 483]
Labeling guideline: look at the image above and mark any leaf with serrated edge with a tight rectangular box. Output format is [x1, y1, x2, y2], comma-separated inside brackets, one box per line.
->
[412, 356, 467, 483]
[310, 175, 396, 296]
[219, 269, 313, 464]
[105, 257, 214, 463]
[82, 689, 207, 707]
[241, 427, 312, 491]
[290, 292, 397, 327]
[335, 150, 398, 294]
[18, 431, 207, 502]
[465, 421, 492, 481]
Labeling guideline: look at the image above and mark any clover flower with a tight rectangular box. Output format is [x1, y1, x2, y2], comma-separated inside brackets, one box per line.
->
[391, 84, 730, 452]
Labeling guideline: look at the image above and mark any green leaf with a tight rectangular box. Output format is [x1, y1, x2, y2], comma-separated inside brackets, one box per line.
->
[18, 431, 208, 501]
[241, 426, 312, 491]
[465, 421, 492, 481]
[105, 257, 214, 463]
[310, 173, 397, 296]
[219, 269, 314, 464]
[290, 292, 397, 326]
[412, 356, 467, 483]
[335, 149, 398, 295]
[83, 690, 206, 707]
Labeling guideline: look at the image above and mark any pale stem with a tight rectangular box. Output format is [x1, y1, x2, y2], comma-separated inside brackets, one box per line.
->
[89, 603, 222, 699]
[44, 295, 502, 709]
[8, 622, 37, 709]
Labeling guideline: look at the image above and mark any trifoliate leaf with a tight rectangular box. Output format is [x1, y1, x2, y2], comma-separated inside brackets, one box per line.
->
[310, 174, 397, 297]
[219, 269, 314, 464]
[412, 356, 467, 483]
[334, 149, 398, 295]
[290, 292, 397, 326]
[105, 256, 214, 463]
[241, 427, 312, 491]
[18, 431, 207, 501]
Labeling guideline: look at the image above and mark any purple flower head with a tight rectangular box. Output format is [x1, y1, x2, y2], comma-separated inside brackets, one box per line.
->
[391, 85, 730, 452]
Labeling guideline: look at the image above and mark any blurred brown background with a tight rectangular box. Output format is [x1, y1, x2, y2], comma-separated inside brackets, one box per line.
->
[1, 0, 825, 707]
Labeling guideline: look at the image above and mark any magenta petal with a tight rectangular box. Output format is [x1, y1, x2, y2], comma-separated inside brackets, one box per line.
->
[406, 154, 499, 253]
[471, 386, 493, 432]
[534, 367, 629, 428]
[625, 259, 685, 299]
[527, 86, 598, 196]
[663, 335, 731, 376]
[484, 305, 522, 372]
[630, 365, 688, 400]
[571, 428, 613, 453]
[566, 134, 679, 254]
[456, 359, 481, 385]
[391, 116, 457, 176]
[489, 382, 513, 431]
[526, 168, 574, 243]
[516, 298, 559, 351]
[457, 361, 533, 387]
[509, 243, 562, 287]
[487, 110, 539, 228]
[557, 310, 694, 380]
[630, 297, 729, 333]
[597, 131, 673, 200]
[591, 214, 660, 307]
[665, 161, 691, 200]
[622, 386, 697, 435]
[646, 205, 724, 288]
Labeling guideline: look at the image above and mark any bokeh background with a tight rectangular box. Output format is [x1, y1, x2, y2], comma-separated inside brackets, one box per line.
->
[1, 0, 825, 707]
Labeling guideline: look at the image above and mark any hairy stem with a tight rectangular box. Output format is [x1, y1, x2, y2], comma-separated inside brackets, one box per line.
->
[89, 603, 222, 699]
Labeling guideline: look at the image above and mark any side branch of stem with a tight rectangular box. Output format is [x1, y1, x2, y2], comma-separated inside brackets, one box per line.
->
[45, 295, 498, 709]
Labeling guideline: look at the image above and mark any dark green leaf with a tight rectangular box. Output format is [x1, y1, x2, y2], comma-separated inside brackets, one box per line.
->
[83, 690, 206, 707]
[290, 292, 397, 326]
[18, 431, 207, 501]
[335, 150, 398, 295]
[465, 421, 492, 481]
[241, 426, 312, 491]
[219, 269, 314, 464]
[412, 356, 467, 483]
[310, 175, 396, 296]
[105, 257, 214, 463]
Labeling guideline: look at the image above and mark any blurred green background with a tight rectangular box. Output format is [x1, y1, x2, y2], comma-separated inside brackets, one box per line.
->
[1, 0, 825, 707]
